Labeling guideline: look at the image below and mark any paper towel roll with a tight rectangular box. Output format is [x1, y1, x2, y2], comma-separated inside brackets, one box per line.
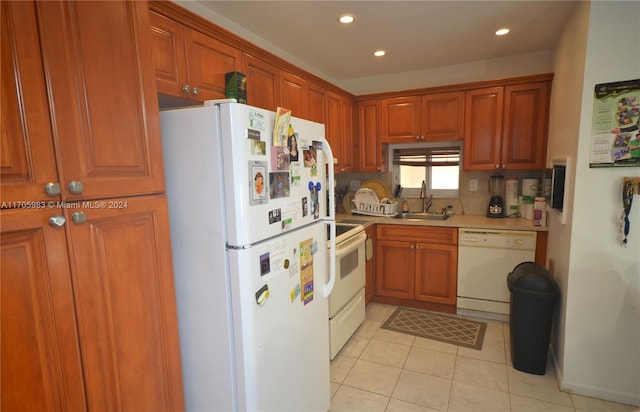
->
[522, 179, 539, 197]
[505, 178, 519, 217]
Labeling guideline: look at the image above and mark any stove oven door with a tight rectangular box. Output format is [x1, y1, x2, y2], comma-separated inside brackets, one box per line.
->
[328, 230, 366, 318]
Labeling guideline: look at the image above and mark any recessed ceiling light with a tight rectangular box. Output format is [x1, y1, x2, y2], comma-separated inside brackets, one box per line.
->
[339, 15, 354, 24]
[374, 50, 386, 57]
[495, 28, 510, 36]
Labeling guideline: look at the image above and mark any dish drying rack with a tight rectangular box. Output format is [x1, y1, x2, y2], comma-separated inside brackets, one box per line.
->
[352, 200, 398, 217]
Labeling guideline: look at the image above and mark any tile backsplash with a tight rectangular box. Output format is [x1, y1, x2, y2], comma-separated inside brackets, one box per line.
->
[335, 170, 546, 216]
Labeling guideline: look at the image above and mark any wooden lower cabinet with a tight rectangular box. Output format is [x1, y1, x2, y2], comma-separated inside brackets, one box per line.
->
[375, 225, 457, 308]
[1, 195, 184, 411]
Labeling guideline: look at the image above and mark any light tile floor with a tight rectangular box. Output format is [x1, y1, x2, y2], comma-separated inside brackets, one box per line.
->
[330, 303, 638, 412]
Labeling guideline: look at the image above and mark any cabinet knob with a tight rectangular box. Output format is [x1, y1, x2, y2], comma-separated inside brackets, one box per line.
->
[49, 214, 66, 228]
[410, 244, 415, 249]
[502, 164, 506, 169]
[44, 182, 61, 196]
[68, 181, 84, 194]
[191, 87, 199, 96]
[72, 211, 87, 224]
[377, 166, 381, 171]
[182, 84, 191, 94]
[415, 136, 420, 141]
[495, 164, 500, 169]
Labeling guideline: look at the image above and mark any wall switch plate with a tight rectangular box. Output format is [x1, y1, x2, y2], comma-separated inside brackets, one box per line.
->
[469, 179, 478, 192]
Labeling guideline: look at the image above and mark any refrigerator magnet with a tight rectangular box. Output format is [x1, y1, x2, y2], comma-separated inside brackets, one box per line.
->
[250, 140, 266, 156]
[289, 284, 300, 302]
[259, 253, 270, 276]
[249, 161, 268, 205]
[255, 284, 269, 306]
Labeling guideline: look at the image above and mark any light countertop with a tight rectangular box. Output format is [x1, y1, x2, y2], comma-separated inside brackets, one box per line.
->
[337, 212, 549, 232]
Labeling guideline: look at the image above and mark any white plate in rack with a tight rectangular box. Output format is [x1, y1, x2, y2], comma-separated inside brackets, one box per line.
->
[354, 188, 379, 204]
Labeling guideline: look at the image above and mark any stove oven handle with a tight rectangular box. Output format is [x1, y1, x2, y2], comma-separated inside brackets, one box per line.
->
[335, 231, 367, 258]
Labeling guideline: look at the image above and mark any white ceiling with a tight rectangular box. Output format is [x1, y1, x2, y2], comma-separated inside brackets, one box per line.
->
[177, 1, 578, 92]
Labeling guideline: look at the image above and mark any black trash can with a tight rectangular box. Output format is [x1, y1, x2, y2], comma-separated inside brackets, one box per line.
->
[507, 262, 559, 375]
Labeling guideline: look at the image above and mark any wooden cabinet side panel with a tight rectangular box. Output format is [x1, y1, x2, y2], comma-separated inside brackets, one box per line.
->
[414, 243, 457, 305]
[421, 91, 465, 141]
[242, 52, 279, 110]
[1, 2, 59, 204]
[184, 29, 241, 102]
[375, 239, 415, 299]
[364, 226, 376, 303]
[502, 82, 549, 169]
[1, 208, 86, 411]
[381, 96, 420, 143]
[463, 87, 504, 170]
[149, 10, 187, 97]
[36, 1, 165, 200]
[357, 100, 382, 172]
[66, 195, 184, 411]
[325, 92, 342, 169]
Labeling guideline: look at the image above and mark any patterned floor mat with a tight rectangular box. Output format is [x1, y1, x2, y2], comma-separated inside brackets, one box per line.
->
[381, 307, 487, 350]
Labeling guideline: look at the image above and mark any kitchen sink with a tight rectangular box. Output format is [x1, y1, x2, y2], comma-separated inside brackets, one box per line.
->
[392, 213, 452, 221]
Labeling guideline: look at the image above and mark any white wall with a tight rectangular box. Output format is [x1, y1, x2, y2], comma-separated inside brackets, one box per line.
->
[546, 0, 590, 387]
[548, 1, 640, 406]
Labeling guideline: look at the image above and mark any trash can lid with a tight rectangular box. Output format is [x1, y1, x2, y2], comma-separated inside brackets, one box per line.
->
[507, 261, 559, 296]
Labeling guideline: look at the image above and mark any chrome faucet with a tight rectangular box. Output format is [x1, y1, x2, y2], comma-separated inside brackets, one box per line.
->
[419, 181, 432, 212]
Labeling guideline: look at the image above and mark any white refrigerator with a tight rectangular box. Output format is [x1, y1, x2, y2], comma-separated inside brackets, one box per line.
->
[160, 101, 336, 411]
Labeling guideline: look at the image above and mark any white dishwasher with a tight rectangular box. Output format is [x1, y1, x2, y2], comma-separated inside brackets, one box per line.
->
[457, 229, 536, 321]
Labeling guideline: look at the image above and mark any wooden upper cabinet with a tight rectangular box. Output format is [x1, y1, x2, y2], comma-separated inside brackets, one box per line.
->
[381, 96, 421, 143]
[1, 1, 59, 204]
[281, 71, 308, 118]
[502, 82, 550, 170]
[381, 92, 464, 143]
[326, 91, 354, 173]
[420, 91, 465, 141]
[463, 87, 504, 171]
[242, 52, 280, 110]
[357, 100, 383, 172]
[36, 1, 165, 200]
[1, 207, 86, 411]
[463, 82, 550, 171]
[150, 11, 241, 102]
[307, 82, 326, 124]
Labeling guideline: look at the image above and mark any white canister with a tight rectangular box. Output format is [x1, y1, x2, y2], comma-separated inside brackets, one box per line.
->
[505, 178, 519, 217]
[522, 178, 539, 203]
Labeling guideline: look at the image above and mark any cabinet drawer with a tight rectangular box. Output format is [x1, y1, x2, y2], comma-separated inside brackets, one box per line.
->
[376, 225, 457, 245]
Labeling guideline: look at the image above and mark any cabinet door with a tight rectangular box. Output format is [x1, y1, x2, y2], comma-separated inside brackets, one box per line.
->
[1, 1, 59, 204]
[381, 96, 421, 143]
[341, 97, 355, 172]
[65, 194, 184, 410]
[364, 226, 376, 303]
[421, 91, 465, 141]
[281, 71, 308, 118]
[463, 87, 504, 171]
[1, 207, 86, 411]
[375, 239, 415, 299]
[184, 28, 241, 102]
[501, 82, 550, 170]
[149, 11, 188, 98]
[414, 243, 457, 305]
[357, 100, 382, 172]
[36, 1, 165, 200]
[327, 91, 354, 173]
[242, 52, 279, 110]
[307, 82, 326, 124]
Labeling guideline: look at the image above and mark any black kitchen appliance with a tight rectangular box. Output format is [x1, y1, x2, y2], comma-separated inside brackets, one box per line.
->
[487, 175, 506, 218]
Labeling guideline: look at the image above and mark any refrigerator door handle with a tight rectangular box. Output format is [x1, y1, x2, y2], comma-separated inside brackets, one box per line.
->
[322, 138, 336, 298]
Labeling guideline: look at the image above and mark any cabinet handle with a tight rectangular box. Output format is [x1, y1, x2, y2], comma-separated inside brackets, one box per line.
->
[49, 214, 66, 228]
[495, 164, 500, 169]
[182, 84, 191, 94]
[376, 166, 381, 171]
[191, 87, 199, 96]
[416, 245, 420, 249]
[68, 181, 84, 194]
[410, 244, 415, 249]
[72, 211, 87, 224]
[415, 136, 420, 141]
[45, 182, 61, 196]
[502, 164, 506, 169]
